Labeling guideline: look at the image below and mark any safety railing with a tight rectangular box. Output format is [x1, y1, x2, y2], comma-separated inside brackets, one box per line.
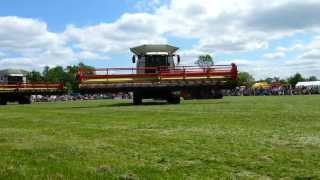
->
[0, 83, 65, 90]
[78, 63, 237, 82]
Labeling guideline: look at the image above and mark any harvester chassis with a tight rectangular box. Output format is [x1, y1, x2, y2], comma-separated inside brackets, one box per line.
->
[79, 79, 227, 93]
[79, 79, 228, 104]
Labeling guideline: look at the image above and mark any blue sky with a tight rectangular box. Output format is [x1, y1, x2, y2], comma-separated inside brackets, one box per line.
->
[0, 0, 319, 79]
[0, 0, 138, 31]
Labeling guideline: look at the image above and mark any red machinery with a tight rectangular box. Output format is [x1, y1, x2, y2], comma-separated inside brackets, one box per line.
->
[0, 83, 65, 105]
[0, 83, 64, 90]
[77, 45, 237, 104]
[78, 64, 237, 83]
[78, 64, 237, 104]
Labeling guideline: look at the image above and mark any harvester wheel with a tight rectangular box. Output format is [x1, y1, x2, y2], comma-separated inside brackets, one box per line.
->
[0, 98, 7, 105]
[167, 95, 181, 104]
[133, 93, 142, 105]
[18, 96, 31, 105]
[212, 89, 223, 99]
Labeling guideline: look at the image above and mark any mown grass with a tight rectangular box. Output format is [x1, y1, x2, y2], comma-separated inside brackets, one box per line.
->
[0, 96, 320, 179]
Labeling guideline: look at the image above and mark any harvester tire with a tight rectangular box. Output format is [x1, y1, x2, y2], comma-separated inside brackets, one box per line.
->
[133, 93, 142, 105]
[167, 95, 181, 104]
[213, 89, 223, 99]
[18, 96, 31, 105]
[0, 98, 7, 105]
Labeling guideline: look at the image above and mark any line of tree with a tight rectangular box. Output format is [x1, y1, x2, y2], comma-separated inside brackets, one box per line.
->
[27, 63, 94, 92]
[234, 72, 318, 87]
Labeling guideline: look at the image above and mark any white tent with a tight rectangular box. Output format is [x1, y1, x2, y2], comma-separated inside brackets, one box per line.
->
[296, 81, 320, 88]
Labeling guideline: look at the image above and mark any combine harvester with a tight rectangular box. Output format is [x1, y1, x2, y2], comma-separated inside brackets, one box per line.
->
[78, 44, 237, 104]
[0, 83, 65, 105]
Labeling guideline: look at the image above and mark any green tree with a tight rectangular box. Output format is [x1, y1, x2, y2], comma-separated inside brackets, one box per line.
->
[308, 76, 318, 81]
[27, 71, 43, 83]
[42, 66, 50, 81]
[265, 77, 273, 84]
[288, 73, 304, 86]
[279, 79, 288, 85]
[273, 77, 280, 82]
[65, 62, 95, 92]
[47, 66, 68, 83]
[78, 62, 94, 70]
[237, 72, 255, 87]
[195, 54, 214, 68]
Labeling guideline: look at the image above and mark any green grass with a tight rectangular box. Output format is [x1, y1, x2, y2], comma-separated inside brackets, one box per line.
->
[0, 96, 320, 179]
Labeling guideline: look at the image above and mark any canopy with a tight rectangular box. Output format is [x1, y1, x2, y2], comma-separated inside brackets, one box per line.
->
[252, 82, 270, 89]
[130, 44, 179, 55]
[296, 81, 320, 88]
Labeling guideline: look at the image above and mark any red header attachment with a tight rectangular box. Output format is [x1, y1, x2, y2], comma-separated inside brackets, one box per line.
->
[78, 64, 238, 83]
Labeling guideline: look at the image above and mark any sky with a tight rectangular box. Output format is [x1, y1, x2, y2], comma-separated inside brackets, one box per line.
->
[0, 0, 320, 79]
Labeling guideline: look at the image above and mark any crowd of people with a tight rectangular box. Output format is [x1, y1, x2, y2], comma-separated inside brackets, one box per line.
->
[224, 86, 320, 96]
[31, 93, 131, 102]
[30, 85, 319, 103]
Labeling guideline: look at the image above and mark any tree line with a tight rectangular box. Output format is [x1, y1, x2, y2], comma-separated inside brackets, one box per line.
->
[235, 72, 318, 87]
[27, 63, 94, 92]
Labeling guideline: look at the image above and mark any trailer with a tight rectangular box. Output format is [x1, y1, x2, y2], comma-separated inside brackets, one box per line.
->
[78, 44, 237, 104]
[0, 83, 65, 105]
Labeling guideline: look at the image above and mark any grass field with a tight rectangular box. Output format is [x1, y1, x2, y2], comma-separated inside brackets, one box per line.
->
[0, 96, 320, 179]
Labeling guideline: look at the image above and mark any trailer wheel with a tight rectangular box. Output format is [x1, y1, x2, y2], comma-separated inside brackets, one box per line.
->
[18, 96, 31, 105]
[0, 98, 7, 105]
[212, 89, 223, 99]
[167, 95, 181, 104]
[133, 93, 142, 105]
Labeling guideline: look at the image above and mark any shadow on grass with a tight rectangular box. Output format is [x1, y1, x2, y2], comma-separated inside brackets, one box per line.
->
[70, 101, 169, 109]
[108, 101, 169, 107]
[49, 99, 230, 110]
[183, 100, 231, 105]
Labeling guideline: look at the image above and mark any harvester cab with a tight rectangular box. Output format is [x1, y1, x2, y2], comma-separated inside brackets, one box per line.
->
[130, 44, 180, 74]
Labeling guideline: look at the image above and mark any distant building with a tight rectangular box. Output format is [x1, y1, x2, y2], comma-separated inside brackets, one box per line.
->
[0, 69, 28, 84]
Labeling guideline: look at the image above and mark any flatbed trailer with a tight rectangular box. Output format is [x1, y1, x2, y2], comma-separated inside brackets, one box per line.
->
[78, 64, 237, 104]
[0, 83, 65, 105]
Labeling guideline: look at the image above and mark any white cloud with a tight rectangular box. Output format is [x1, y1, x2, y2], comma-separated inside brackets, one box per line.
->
[64, 13, 167, 53]
[133, 0, 163, 12]
[178, 49, 213, 65]
[0, 16, 76, 70]
[0, 51, 5, 57]
[245, 1, 320, 32]
[198, 36, 268, 53]
[0, 16, 63, 53]
[276, 44, 304, 53]
[263, 52, 285, 60]
[76, 51, 110, 61]
[153, 0, 320, 53]
[299, 50, 320, 60]
[0, 16, 113, 70]
[0, 57, 35, 69]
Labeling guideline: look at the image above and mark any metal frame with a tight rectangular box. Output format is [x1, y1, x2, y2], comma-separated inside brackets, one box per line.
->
[0, 83, 64, 89]
[0, 83, 65, 105]
[78, 64, 237, 83]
